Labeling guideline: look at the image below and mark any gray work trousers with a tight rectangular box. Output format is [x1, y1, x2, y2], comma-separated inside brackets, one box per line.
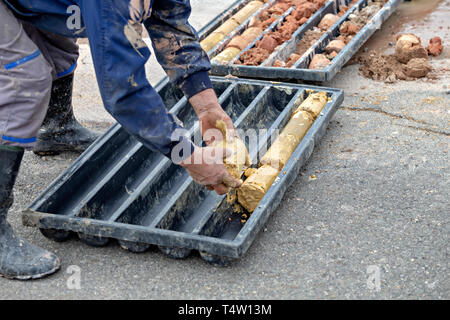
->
[0, 1, 79, 149]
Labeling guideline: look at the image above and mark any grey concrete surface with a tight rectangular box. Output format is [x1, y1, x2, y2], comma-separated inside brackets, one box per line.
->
[1, 0, 449, 299]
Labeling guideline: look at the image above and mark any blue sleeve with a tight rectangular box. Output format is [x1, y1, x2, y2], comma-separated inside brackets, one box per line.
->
[79, 0, 194, 159]
[144, 0, 213, 98]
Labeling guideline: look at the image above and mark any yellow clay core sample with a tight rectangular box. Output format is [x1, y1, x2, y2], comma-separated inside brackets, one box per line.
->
[260, 110, 313, 170]
[244, 167, 258, 178]
[201, 32, 227, 52]
[200, 0, 264, 52]
[211, 47, 242, 64]
[237, 92, 328, 212]
[211, 120, 251, 184]
[237, 165, 280, 213]
[293, 91, 328, 119]
[232, 1, 264, 24]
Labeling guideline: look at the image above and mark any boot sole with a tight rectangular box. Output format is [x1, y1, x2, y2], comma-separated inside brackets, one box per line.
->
[0, 264, 61, 281]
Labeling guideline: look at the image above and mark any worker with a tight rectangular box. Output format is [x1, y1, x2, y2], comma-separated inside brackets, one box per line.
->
[0, 0, 242, 280]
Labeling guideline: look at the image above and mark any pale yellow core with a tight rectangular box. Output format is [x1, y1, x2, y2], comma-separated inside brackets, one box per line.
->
[211, 120, 251, 184]
[211, 47, 242, 64]
[232, 1, 264, 24]
[237, 92, 328, 212]
[200, 0, 264, 52]
[237, 165, 280, 212]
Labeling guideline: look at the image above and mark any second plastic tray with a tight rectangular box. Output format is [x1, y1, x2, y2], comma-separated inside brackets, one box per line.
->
[22, 77, 343, 264]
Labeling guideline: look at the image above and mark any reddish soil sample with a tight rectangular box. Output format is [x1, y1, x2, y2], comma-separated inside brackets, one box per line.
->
[339, 21, 360, 36]
[292, 1, 318, 20]
[258, 34, 279, 52]
[318, 13, 339, 30]
[395, 34, 428, 63]
[239, 47, 271, 66]
[239, 0, 326, 66]
[325, 39, 346, 53]
[309, 53, 330, 69]
[328, 51, 338, 59]
[260, 2, 291, 19]
[426, 37, 443, 56]
[308, 0, 387, 69]
[272, 26, 322, 67]
[337, 0, 359, 17]
[286, 53, 301, 67]
[273, 0, 357, 68]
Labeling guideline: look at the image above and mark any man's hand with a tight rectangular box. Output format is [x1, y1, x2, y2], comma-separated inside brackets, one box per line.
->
[180, 146, 242, 195]
[189, 89, 236, 145]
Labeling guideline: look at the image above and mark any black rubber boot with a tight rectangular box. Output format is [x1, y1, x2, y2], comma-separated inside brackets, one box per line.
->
[33, 74, 99, 156]
[0, 145, 60, 280]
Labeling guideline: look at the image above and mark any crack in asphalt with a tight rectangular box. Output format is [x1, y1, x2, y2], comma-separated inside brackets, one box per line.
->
[393, 123, 450, 136]
[340, 106, 434, 126]
[339, 106, 449, 136]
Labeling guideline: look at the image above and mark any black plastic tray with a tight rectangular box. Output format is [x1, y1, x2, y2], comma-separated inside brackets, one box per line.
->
[208, 0, 401, 82]
[22, 77, 343, 264]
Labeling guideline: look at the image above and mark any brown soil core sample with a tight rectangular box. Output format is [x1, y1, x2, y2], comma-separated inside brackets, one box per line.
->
[282, 26, 323, 67]
[272, 0, 361, 67]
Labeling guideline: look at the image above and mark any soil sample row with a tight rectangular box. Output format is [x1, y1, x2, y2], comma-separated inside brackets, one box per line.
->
[307, 0, 388, 70]
[212, 0, 301, 64]
[228, 0, 328, 66]
[212, 26, 265, 63]
[237, 91, 328, 213]
[273, 0, 359, 68]
[200, 0, 266, 52]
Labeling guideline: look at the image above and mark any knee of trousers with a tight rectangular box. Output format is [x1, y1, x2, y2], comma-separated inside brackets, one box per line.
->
[0, 52, 52, 150]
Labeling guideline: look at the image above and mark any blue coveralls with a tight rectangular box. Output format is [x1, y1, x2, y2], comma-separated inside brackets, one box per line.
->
[2, 0, 213, 158]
